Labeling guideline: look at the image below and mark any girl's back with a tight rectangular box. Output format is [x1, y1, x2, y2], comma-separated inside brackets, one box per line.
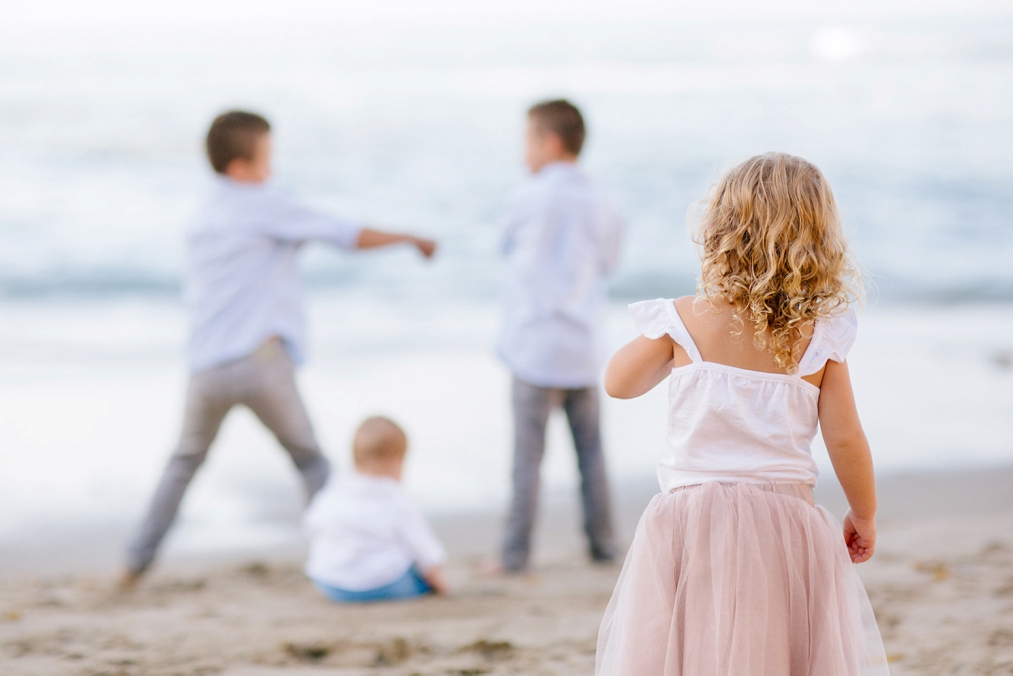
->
[595, 153, 889, 675]
[674, 296, 817, 379]
[627, 294, 857, 492]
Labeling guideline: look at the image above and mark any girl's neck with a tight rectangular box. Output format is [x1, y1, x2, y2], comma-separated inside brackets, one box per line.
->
[677, 296, 816, 378]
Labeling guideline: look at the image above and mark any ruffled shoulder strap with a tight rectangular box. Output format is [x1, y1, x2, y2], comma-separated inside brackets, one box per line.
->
[628, 299, 703, 362]
[797, 307, 858, 376]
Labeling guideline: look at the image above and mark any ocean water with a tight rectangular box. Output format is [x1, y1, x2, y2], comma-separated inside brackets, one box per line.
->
[1, 10, 1012, 567]
[1, 13, 1012, 300]
[2, 297, 1012, 571]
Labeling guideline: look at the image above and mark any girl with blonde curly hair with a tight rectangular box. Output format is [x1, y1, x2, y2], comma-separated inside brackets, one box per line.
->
[596, 153, 888, 675]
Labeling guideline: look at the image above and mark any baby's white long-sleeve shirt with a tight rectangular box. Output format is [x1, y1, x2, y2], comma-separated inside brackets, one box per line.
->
[303, 473, 446, 591]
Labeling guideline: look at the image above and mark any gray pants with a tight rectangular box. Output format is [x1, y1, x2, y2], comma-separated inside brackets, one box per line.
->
[125, 339, 330, 574]
[502, 377, 617, 572]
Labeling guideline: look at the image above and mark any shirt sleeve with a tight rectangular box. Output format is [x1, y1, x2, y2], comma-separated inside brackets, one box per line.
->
[255, 190, 363, 249]
[797, 307, 859, 376]
[396, 498, 447, 572]
[629, 299, 703, 362]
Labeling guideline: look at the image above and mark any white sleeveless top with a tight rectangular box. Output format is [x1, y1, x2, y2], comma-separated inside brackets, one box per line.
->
[629, 299, 858, 491]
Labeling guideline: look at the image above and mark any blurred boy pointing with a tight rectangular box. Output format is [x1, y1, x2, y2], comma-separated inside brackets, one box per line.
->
[120, 111, 436, 586]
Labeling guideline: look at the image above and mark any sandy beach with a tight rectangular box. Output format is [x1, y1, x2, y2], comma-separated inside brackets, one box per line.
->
[1, 3, 1011, 674]
[2, 466, 1013, 675]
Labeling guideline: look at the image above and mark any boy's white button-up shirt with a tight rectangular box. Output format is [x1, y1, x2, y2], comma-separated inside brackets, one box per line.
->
[498, 162, 623, 389]
[303, 473, 447, 591]
[185, 177, 362, 374]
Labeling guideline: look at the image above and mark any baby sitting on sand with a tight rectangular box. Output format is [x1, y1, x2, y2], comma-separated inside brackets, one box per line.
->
[303, 417, 448, 602]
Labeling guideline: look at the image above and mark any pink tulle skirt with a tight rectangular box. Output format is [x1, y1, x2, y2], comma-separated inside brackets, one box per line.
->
[597, 482, 889, 675]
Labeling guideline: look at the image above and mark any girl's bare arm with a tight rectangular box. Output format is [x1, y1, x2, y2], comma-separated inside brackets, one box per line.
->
[818, 359, 878, 562]
[604, 335, 676, 399]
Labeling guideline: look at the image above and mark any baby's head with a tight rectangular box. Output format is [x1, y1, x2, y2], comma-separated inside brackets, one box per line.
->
[525, 99, 585, 174]
[696, 152, 859, 371]
[206, 110, 272, 183]
[352, 416, 408, 480]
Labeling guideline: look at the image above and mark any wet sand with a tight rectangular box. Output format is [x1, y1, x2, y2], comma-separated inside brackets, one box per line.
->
[2, 467, 1013, 675]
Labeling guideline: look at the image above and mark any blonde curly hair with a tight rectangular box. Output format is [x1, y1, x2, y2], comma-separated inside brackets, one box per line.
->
[695, 153, 860, 373]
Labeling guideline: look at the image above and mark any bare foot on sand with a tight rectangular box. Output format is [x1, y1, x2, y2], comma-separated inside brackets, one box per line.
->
[477, 559, 506, 577]
[476, 559, 537, 579]
[115, 569, 142, 592]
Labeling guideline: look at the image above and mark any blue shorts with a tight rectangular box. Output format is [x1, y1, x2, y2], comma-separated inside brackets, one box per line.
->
[313, 565, 432, 603]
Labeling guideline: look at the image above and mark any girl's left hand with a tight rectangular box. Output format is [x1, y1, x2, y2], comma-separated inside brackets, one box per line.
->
[842, 510, 876, 563]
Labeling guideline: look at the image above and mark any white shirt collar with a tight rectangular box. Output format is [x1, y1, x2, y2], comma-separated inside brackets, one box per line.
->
[346, 471, 401, 489]
[211, 173, 270, 192]
[534, 161, 580, 179]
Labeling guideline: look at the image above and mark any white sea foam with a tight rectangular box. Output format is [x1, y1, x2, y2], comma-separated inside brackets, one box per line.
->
[1, 298, 1011, 557]
[810, 27, 866, 61]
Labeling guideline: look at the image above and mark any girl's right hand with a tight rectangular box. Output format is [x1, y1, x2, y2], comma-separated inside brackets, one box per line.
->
[842, 510, 876, 563]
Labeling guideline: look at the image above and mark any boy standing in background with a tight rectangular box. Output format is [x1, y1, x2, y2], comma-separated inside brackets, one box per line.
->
[497, 99, 622, 573]
[121, 111, 437, 586]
